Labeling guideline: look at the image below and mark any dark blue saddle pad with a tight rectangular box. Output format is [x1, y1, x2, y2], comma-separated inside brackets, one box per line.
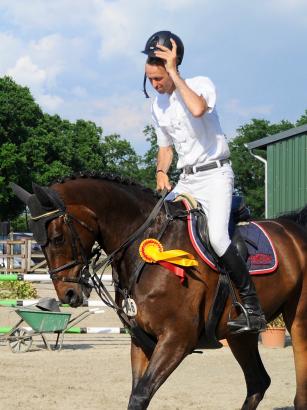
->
[182, 199, 278, 275]
[235, 222, 277, 274]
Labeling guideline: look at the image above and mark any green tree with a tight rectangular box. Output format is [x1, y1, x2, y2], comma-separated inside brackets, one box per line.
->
[140, 125, 180, 189]
[100, 134, 141, 179]
[0, 76, 142, 221]
[10, 213, 28, 232]
[21, 115, 105, 185]
[0, 76, 43, 145]
[0, 77, 42, 219]
[139, 125, 159, 188]
[70, 119, 105, 172]
[296, 109, 307, 126]
[229, 118, 294, 217]
[0, 143, 28, 219]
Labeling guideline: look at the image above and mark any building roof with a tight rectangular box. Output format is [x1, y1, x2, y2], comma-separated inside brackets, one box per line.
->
[246, 124, 307, 150]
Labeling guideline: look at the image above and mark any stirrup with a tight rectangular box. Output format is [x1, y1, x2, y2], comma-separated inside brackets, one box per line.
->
[227, 302, 251, 334]
[227, 302, 266, 335]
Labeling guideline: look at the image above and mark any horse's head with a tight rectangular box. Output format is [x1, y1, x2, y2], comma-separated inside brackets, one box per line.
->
[11, 182, 98, 307]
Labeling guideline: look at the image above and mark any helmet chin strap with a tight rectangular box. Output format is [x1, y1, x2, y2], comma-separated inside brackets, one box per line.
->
[143, 73, 150, 98]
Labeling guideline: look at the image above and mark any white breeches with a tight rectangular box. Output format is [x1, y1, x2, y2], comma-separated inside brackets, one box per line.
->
[167, 163, 234, 257]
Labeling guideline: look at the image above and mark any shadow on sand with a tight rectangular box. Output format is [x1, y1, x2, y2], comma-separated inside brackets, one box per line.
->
[273, 407, 294, 410]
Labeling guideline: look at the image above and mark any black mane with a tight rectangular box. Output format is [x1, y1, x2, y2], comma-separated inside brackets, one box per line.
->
[278, 205, 307, 229]
[50, 171, 156, 196]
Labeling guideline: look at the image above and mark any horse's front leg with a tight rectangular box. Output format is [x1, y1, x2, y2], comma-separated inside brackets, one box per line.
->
[128, 331, 195, 410]
[130, 339, 152, 391]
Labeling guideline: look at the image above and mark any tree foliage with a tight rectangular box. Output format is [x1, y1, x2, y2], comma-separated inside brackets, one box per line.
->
[140, 125, 180, 189]
[0, 77, 141, 220]
[0, 76, 43, 145]
[139, 125, 158, 189]
[21, 115, 105, 185]
[100, 134, 141, 180]
[229, 118, 294, 217]
[0, 77, 41, 218]
[296, 109, 307, 126]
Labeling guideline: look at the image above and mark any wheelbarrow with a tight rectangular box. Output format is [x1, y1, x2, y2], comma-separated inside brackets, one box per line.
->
[2, 298, 102, 353]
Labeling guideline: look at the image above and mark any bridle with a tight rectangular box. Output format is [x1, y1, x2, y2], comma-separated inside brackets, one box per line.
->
[37, 189, 171, 287]
[32, 190, 190, 351]
[40, 211, 97, 286]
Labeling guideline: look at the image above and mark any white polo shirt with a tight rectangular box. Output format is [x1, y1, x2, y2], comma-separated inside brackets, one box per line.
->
[151, 76, 230, 169]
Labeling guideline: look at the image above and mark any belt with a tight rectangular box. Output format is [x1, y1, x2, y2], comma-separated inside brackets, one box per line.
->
[183, 159, 230, 175]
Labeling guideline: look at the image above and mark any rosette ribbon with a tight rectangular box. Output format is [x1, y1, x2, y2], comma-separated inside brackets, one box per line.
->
[139, 239, 198, 283]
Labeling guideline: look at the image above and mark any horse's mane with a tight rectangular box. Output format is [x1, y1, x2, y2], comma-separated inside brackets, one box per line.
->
[278, 205, 307, 229]
[50, 171, 157, 197]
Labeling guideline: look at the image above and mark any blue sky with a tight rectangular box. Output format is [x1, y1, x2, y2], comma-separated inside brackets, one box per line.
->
[0, 0, 306, 155]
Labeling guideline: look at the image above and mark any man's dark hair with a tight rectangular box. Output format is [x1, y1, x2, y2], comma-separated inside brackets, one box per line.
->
[146, 56, 165, 66]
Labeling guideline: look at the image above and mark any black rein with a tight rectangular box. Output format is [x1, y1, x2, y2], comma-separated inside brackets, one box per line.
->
[47, 189, 170, 286]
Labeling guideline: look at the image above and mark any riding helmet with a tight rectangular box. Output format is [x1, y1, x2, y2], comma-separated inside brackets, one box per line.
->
[142, 30, 184, 98]
[142, 30, 184, 66]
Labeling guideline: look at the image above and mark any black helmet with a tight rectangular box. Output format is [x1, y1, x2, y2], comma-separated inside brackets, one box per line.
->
[142, 30, 184, 66]
[142, 31, 184, 98]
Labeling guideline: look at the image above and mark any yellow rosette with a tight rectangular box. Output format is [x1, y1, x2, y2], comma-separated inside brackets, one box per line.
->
[139, 239, 198, 267]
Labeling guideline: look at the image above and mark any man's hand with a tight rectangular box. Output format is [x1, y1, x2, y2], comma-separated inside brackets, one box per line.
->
[154, 38, 177, 75]
[156, 39, 207, 117]
[156, 146, 173, 191]
[156, 172, 172, 192]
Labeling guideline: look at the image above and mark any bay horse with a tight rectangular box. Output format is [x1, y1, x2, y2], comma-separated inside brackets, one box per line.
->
[11, 174, 307, 410]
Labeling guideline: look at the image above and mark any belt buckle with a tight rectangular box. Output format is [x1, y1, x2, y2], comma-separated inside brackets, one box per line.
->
[185, 166, 193, 174]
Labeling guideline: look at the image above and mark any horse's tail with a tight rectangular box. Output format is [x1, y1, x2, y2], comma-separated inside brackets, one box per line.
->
[278, 204, 307, 230]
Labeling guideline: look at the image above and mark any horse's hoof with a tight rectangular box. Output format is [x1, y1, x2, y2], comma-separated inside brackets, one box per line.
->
[241, 392, 265, 410]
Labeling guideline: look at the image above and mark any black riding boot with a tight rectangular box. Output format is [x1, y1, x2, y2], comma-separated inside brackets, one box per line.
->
[219, 244, 267, 334]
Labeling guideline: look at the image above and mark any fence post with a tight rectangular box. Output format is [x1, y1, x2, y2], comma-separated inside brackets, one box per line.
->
[21, 239, 26, 273]
[26, 239, 32, 272]
[7, 241, 12, 272]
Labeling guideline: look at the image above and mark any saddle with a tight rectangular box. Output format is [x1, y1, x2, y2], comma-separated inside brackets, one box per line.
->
[174, 194, 277, 275]
[172, 194, 278, 349]
[194, 194, 249, 259]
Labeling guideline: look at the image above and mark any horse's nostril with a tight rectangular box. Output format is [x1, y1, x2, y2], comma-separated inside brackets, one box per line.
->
[65, 288, 78, 305]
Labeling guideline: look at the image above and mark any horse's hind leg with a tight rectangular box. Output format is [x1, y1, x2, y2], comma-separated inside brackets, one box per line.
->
[284, 291, 307, 409]
[228, 333, 271, 410]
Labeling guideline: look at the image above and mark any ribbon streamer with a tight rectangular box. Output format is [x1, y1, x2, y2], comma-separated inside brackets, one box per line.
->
[139, 239, 198, 283]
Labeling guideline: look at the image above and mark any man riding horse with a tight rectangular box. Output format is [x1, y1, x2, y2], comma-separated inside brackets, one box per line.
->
[142, 30, 266, 334]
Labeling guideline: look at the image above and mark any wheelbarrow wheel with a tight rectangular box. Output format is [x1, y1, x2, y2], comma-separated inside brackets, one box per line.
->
[8, 328, 33, 353]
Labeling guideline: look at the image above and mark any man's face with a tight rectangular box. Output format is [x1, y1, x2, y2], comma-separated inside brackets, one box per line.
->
[145, 64, 175, 94]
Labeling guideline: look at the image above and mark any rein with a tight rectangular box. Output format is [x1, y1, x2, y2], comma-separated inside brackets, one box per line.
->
[90, 188, 171, 287]
[41, 189, 190, 350]
[46, 189, 170, 286]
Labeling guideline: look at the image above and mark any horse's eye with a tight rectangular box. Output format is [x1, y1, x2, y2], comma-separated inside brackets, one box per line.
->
[51, 235, 65, 246]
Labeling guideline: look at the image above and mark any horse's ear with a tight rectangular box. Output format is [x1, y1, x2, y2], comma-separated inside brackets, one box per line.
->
[32, 183, 57, 209]
[32, 183, 65, 211]
[10, 182, 32, 205]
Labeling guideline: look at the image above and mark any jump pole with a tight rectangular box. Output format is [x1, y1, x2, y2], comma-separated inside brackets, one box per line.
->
[0, 326, 127, 334]
[0, 300, 107, 308]
[0, 274, 113, 282]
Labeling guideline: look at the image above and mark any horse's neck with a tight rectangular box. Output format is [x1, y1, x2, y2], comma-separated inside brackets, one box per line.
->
[97, 196, 148, 253]
[65, 180, 153, 253]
